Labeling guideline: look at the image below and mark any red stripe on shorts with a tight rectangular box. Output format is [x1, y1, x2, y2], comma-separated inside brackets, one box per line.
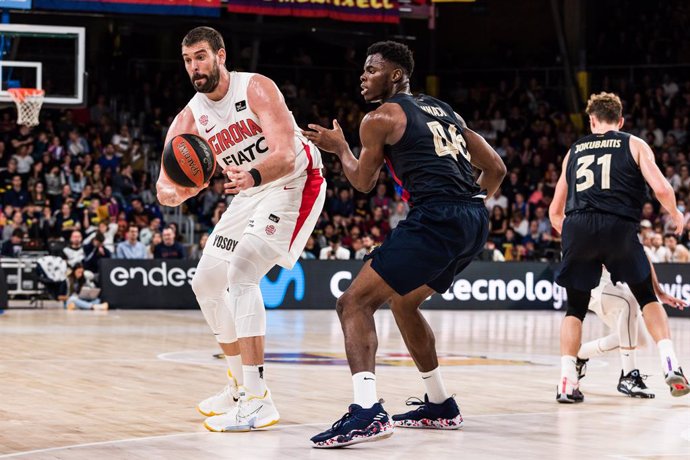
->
[290, 143, 323, 249]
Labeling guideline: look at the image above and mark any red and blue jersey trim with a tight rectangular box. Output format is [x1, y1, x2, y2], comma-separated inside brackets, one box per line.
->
[384, 157, 410, 203]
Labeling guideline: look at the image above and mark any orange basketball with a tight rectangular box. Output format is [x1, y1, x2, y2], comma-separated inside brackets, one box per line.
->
[162, 133, 216, 188]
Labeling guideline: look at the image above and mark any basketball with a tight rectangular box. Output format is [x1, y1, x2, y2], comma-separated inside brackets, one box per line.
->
[162, 133, 216, 188]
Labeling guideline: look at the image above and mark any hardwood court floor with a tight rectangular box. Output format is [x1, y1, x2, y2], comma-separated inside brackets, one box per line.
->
[0, 308, 689, 459]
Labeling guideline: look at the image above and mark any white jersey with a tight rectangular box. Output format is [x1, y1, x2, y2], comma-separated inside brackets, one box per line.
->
[186, 71, 322, 195]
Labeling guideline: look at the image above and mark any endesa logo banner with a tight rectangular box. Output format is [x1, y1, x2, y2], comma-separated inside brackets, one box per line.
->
[99, 260, 690, 317]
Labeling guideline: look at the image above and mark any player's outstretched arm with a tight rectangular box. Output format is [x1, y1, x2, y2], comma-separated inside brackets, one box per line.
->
[549, 152, 570, 235]
[303, 113, 385, 193]
[224, 75, 296, 194]
[633, 136, 684, 234]
[156, 107, 206, 207]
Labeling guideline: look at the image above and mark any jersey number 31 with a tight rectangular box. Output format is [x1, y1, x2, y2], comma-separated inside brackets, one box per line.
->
[427, 121, 470, 162]
[576, 154, 611, 192]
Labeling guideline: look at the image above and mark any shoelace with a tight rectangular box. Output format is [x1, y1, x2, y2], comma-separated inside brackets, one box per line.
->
[330, 410, 354, 431]
[632, 373, 650, 388]
[403, 396, 426, 410]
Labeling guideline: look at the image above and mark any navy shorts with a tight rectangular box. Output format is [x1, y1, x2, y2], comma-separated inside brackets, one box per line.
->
[368, 199, 489, 296]
[556, 211, 650, 292]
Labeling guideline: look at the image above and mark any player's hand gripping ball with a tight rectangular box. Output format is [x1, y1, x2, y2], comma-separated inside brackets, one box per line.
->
[162, 133, 216, 188]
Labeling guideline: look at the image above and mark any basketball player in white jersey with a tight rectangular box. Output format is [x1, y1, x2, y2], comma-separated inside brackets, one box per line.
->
[156, 26, 326, 432]
[577, 263, 688, 398]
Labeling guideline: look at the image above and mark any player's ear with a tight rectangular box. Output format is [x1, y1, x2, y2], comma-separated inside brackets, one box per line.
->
[217, 47, 227, 66]
[392, 68, 403, 84]
[618, 117, 625, 129]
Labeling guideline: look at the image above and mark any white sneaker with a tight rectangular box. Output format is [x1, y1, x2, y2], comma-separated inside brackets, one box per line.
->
[197, 380, 240, 417]
[204, 387, 280, 432]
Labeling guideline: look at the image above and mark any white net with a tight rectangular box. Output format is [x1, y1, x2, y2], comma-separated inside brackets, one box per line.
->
[8, 88, 45, 127]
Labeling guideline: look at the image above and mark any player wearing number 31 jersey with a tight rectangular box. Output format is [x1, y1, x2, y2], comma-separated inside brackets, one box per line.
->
[550, 92, 688, 404]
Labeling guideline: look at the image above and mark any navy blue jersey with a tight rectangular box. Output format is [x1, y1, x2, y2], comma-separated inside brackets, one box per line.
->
[384, 93, 480, 205]
[565, 131, 646, 221]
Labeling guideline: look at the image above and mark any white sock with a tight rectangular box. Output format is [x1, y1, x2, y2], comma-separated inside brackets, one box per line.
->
[657, 339, 680, 374]
[619, 349, 636, 375]
[225, 354, 243, 387]
[561, 355, 578, 383]
[352, 372, 378, 408]
[421, 367, 450, 404]
[242, 364, 267, 396]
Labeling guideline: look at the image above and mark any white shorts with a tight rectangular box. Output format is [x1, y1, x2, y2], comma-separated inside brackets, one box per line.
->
[204, 169, 326, 269]
[588, 281, 639, 329]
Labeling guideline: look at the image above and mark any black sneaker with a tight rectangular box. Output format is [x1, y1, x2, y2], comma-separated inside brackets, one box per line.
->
[310, 402, 393, 448]
[392, 394, 463, 430]
[575, 357, 589, 380]
[556, 377, 584, 403]
[665, 367, 690, 397]
[617, 370, 655, 398]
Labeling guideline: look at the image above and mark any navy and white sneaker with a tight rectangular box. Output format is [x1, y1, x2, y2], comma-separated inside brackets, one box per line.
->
[617, 369, 655, 398]
[392, 394, 463, 430]
[310, 402, 393, 448]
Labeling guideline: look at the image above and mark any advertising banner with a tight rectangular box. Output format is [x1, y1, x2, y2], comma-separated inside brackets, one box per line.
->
[98, 259, 690, 318]
[0, 0, 32, 9]
[227, 0, 400, 24]
[34, 0, 220, 17]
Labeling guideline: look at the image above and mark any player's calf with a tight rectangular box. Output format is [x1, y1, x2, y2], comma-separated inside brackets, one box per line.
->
[392, 394, 463, 430]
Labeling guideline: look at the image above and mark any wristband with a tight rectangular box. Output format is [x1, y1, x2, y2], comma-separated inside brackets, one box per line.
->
[248, 168, 262, 187]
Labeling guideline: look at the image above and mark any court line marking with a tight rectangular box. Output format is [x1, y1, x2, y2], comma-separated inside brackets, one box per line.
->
[0, 408, 669, 458]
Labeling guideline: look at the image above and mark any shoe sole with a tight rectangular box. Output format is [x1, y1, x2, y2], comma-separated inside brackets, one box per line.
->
[556, 394, 583, 404]
[617, 386, 655, 399]
[312, 422, 394, 448]
[393, 416, 464, 430]
[196, 406, 226, 418]
[204, 418, 280, 433]
[666, 375, 690, 397]
[617, 389, 655, 399]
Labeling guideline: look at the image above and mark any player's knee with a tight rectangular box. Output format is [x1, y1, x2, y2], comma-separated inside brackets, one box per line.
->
[190, 270, 206, 297]
[628, 275, 657, 310]
[565, 288, 590, 321]
[231, 283, 266, 338]
[335, 294, 348, 318]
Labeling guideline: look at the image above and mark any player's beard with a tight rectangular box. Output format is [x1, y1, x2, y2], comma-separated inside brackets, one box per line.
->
[191, 61, 221, 93]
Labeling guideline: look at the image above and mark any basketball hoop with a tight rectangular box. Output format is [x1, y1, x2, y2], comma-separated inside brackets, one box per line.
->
[8, 88, 45, 127]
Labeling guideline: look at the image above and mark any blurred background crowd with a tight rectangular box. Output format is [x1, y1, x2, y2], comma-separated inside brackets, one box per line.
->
[1, 0, 689, 272]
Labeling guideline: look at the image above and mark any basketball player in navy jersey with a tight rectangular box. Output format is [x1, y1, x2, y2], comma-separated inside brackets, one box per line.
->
[550, 92, 689, 403]
[304, 41, 506, 448]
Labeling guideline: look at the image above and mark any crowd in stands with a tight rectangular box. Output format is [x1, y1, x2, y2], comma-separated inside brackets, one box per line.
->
[1, 40, 690, 278]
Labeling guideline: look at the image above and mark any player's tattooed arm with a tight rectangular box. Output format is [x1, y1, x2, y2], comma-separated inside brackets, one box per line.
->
[549, 152, 569, 234]
[156, 107, 206, 207]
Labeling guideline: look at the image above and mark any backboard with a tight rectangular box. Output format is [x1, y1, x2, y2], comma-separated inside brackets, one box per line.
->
[0, 23, 85, 106]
